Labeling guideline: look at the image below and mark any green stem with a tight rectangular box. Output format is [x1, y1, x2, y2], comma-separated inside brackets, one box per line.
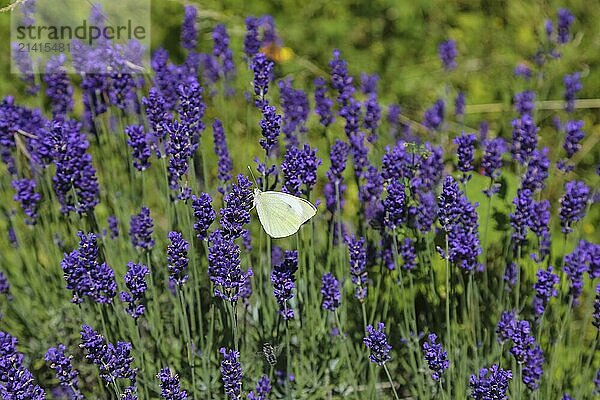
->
[382, 363, 401, 400]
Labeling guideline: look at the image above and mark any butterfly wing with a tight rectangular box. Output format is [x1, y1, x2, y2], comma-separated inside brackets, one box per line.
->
[255, 191, 317, 238]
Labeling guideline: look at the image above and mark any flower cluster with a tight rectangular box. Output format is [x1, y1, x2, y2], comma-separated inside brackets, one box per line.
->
[45, 344, 83, 399]
[219, 175, 253, 240]
[469, 364, 512, 400]
[120, 262, 150, 320]
[61, 231, 117, 304]
[130, 206, 155, 250]
[191, 193, 216, 240]
[219, 348, 243, 399]
[423, 333, 449, 381]
[281, 144, 321, 196]
[346, 234, 369, 301]
[0, 331, 46, 398]
[271, 250, 299, 320]
[80, 325, 137, 383]
[321, 272, 341, 312]
[208, 230, 244, 302]
[363, 322, 392, 366]
[157, 367, 188, 400]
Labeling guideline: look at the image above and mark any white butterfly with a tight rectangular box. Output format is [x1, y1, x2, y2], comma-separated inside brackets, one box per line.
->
[253, 188, 317, 238]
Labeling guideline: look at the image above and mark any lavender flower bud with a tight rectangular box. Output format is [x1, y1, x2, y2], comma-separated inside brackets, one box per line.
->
[219, 348, 243, 399]
[157, 367, 187, 400]
[130, 207, 155, 250]
[363, 322, 391, 366]
[423, 333, 449, 381]
[320, 273, 341, 312]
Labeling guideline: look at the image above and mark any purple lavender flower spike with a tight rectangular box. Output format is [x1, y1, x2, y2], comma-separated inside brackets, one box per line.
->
[557, 8, 575, 44]
[532, 266, 559, 320]
[563, 241, 592, 304]
[11, 43, 39, 95]
[213, 119, 233, 192]
[522, 344, 544, 391]
[142, 87, 171, 157]
[383, 178, 405, 230]
[349, 132, 368, 179]
[528, 200, 551, 262]
[329, 49, 355, 106]
[176, 77, 205, 154]
[80, 325, 137, 383]
[422, 99, 445, 131]
[248, 375, 271, 400]
[340, 98, 362, 138]
[439, 40, 458, 71]
[321, 273, 341, 312]
[593, 284, 600, 330]
[511, 114, 538, 164]
[244, 17, 261, 59]
[279, 78, 310, 147]
[559, 180, 590, 234]
[314, 77, 335, 128]
[0, 271, 10, 298]
[157, 367, 188, 400]
[481, 137, 507, 192]
[165, 119, 192, 198]
[360, 73, 379, 94]
[167, 231, 189, 287]
[454, 132, 477, 180]
[130, 207, 155, 250]
[107, 215, 119, 239]
[44, 54, 74, 120]
[561, 120, 584, 163]
[325, 139, 349, 213]
[208, 230, 244, 302]
[521, 148, 550, 192]
[513, 90, 536, 115]
[45, 344, 83, 400]
[220, 348, 243, 399]
[563, 72, 582, 113]
[191, 193, 215, 240]
[120, 262, 150, 320]
[0, 331, 45, 398]
[181, 5, 198, 50]
[346, 234, 368, 301]
[510, 188, 532, 245]
[258, 104, 281, 156]
[252, 53, 274, 103]
[423, 333, 449, 381]
[363, 93, 381, 143]
[514, 63, 532, 79]
[455, 91, 465, 118]
[220, 175, 253, 240]
[212, 24, 236, 81]
[126, 124, 151, 171]
[469, 364, 512, 400]
[363, 322, 391, 366]
[281, 144, 321, 197]
[271, 250, 298, 320]
[11, 178, 41, 225]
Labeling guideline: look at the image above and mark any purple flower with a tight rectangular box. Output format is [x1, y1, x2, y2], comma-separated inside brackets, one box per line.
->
[329, 49, 355, 106]
[248, 375, 271, 400]
[511, 114, 538, 164]
[532, 266, 559, 320]
[44, 54, 74, 120]
[557, 8, 575, 44]
[120, 262, 150, 320]
[212, 119, 233, 191]
[413, 144, 444, 191]
[360, 165, 384, 224]
[381, 142, 410, 182]
[208, 230, 244, 302]
[481, 137, 507, 183]
[244, 17, 261, 59]
[0, 271, 9, 297]
[106, 215, 119, 239]
[220, 175, 253, 240]
[510, 188, 533, 245]
[521, 148, 550, 192]
[61, 232, 117, 304]
[80, 325, 137, 383]
[455, 91, 465, 118]
[252, 53, 274, 102]
[258, 104, 281, 156]
[423, 333, 449, 381]
[513, 90, 536, 115]
[325, 139, 349, 213]
[522, 344, 544, 391]
[0, 332, 45, 399]
[142, 87, 170, 157]
[321, 273, 341, 312]
[45, 344, 83, 400]
[363, 94, 381, 142]
[130, 207, 154, 250]
[49, 120, 100, 214]
[559, 180, 590, 234]
[157, 367, 187, 400]
[469, 364, 512, 400]
[563, 72, 582, 113]
[563, 241, 591, 304]
[212, 24, 235, 80]
[514, 63, 532, 79]
[314, 77, 334, 127]
[504, 263, 518, 291]
[438, 40, 458, 71]
[387, 104, 405, 139]
[400, 238, 417, 271]
[181, 5, 198, 50]
[593, 284, 600, 330]
[281, 144, 321, 196]
[422, 99, 445, 131]
[271, 250, 298, 320]
[12, 43, 39, 95]
[383, 178, 405, 230]
[11, 179, 41, 225]
[279, 78, 310, 147]
[191, 193, 215, 240]
[360, 73, 379, 95]
[167, 232, 189, 287]
[454, 132, 477, 179]
[529, 200, 551, 262]
[165, 120, 192, 198]
[220, 348, 243, 399]
[363, 322, 391, 366]
[415, 190, 437, 233]
[126, 124, 151, 171]
[176, 78, 205, 155]
[349, 132, 368, 179]
[562, 120, 584, 158]
[340, 98, 362, 137]
[346, 234, 368, 301]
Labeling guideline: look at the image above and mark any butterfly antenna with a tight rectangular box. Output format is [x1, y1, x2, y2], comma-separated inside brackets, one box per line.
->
[247, 165, 259, 187]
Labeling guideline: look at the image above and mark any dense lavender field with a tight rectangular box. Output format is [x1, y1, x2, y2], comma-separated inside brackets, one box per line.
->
[0, 1, 599, 399]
